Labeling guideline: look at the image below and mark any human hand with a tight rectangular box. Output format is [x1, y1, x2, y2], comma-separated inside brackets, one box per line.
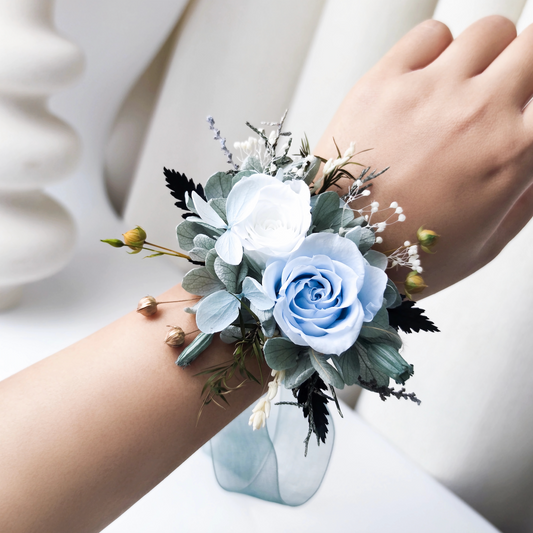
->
[315, 16, 533, 298]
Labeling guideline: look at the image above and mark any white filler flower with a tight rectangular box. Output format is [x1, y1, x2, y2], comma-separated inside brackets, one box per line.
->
[193, 174, 311, 265]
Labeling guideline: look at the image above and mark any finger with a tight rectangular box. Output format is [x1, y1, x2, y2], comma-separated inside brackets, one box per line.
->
[431, 15, 516, 78]
[482, 180, 533, 262]
[484, 21, 533, 110]
[376, 19, 453, 74]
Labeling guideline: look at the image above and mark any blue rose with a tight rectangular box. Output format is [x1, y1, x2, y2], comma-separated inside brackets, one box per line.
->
[262, 233, 387, 355]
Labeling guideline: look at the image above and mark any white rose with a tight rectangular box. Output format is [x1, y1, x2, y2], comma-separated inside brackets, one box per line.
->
[193, 174, 311, 265]
[231, 175, 311, 264]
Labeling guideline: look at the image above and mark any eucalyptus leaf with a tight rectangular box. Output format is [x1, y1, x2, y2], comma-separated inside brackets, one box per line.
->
[182, 267, 225, 296]
[331, 345, 362, 386]
[243, 254, 263, 279]
[283, 356, 316, 389]
[359, 323, 403, 349]
[214, 256, 240, 293]
[220, 325, 242, 344]
[176, 332, 213, 367]
[365, 250, 388, 271]
[196, 290, 240, 333]
[358, 227, 376, 254]
[188, 247, 208, 262]
[236, 261, 249, 291]
[264, 337, 301, 370]
[358, 347, 390, 388]
[345, 226, 362, 246]
[205, 171, 233, 200]
[344, 215, 365, 228]
[309, 349, 344, 389]
[241, 156, 263, 173]
[176, 219, 221, 251]
[311, 192, 340, 232]
[176, 220, 203, 251]
[209, 198, 227, 224]
[205, 249, 218, 277]
[193, 234, 216, 250]
[303, 156, 321, 185]
[384, 279, 402, 309]
[261, 316, 277, 338]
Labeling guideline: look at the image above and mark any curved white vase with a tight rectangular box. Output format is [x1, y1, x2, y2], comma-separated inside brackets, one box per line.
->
[0, 0, 83, 310]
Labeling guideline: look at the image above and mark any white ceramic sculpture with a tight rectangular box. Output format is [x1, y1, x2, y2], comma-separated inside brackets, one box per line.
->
[0, 0, 83, 310]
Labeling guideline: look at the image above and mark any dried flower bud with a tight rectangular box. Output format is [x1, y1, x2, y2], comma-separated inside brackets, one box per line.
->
[417, 226, 440, 254]
[165, 325, 186, 347]
[122, 226, 146, 254]
[137, 295, 157, 316]
[404, 271, 428, 299]
[100, 238, 124, 248]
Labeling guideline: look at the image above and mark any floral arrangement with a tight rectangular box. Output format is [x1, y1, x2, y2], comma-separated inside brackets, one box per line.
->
[103, 112, 439, 454]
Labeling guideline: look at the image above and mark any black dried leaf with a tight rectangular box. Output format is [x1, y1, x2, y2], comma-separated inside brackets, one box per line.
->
[387, 296, 439, 334]
[277, 372, 333, 455]
[164, 168, 206, 219]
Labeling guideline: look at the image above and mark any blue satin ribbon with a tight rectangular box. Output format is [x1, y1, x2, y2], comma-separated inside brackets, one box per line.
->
[209, 387, 334, 506]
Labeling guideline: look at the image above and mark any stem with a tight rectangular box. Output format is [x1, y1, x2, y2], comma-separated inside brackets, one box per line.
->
[157, 298, 200, 305]
[145, 241, 184, 255]
[142, 246, 191, 260]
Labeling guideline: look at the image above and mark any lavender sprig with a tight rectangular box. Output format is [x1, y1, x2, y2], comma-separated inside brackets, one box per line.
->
[206, 116, 239, 171]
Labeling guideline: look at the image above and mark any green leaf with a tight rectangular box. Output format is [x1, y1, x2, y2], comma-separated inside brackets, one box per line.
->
[236, 261, 249, 291]
[176, 220, 200, 251]
[205, 249, 218, 278]
[363, 341, 413, 385]
[264, 337, 301, 370]
[331, 345, 361, 386]
[345, 226, 362, 246]
[182, 267, 225, 296]
[208, 198, 227, 224]
[364, 250, 387, 271]
[309, 349, 344, 389]
[283, 357, 315, 389]
[359, 305, 402, 349]
[189, 247, 208, 262]
[220, 326, 242, 344]
[193, 234, 216, 250]
[384, 279, 402, 309]
[176, 333, 213, 367]
[311, 192, 340, 232]
[359, 324, 402, 349]
[358, 227, 376, 254]
[143, 252, 164, 258]
[303, 156, 321, 185]
[241, 156, 263, 173]
[214, 256, 240, 293]
[358, 344, 390, 388]
[205, 171, 233, 199]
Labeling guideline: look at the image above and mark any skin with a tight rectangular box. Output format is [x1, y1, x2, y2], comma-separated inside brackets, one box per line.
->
[0, 15, 532, 532]
[316, 16, 533, 297]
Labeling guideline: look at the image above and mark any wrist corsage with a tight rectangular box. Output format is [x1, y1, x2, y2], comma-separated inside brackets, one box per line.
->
[103, 112, 439, 458]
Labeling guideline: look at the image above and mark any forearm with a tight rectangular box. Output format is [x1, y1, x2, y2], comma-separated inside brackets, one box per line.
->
[0, 283, 267, 533]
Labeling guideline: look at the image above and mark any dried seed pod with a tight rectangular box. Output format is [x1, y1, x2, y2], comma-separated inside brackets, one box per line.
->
[165, 325, 185, 347]
[137, 295, 157, 316]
